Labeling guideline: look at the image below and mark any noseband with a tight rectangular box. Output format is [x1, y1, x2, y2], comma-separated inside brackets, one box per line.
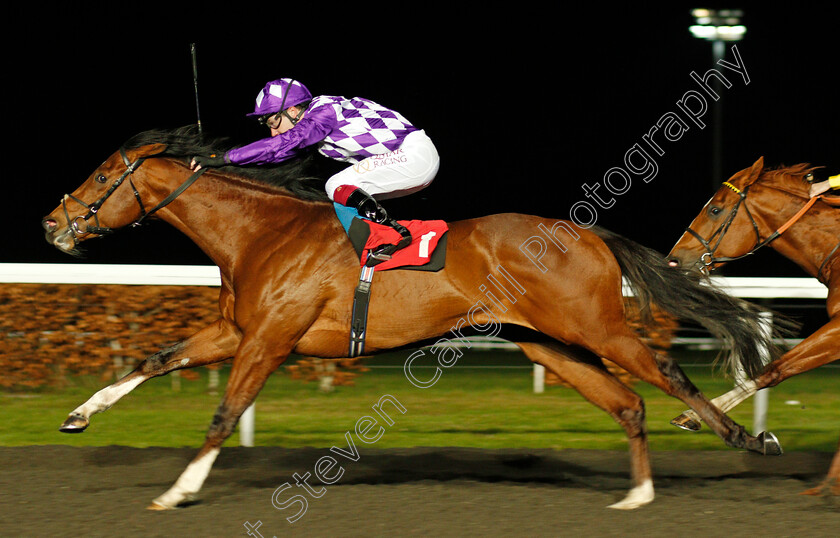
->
[685, 180, 827, 274]
[63, 147, 206, 239]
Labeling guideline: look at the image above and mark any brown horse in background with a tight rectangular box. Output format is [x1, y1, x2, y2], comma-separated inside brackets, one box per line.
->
[668, 157, 840, 495]
[42, 127, 782, 510]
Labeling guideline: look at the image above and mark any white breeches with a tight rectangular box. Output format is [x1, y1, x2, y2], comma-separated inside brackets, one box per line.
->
[324, 130, 440, 201]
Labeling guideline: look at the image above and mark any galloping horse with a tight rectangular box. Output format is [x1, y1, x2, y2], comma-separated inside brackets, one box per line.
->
[668, 157, 840, 495]
[42, 127, 782, 510]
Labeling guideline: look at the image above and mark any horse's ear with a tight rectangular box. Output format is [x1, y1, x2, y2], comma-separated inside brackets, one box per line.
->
[743, 156, 764, 186]
[125, 143, 167, 161]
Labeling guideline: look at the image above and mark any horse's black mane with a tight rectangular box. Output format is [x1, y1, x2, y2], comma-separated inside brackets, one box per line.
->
[123, 125, 332, 201]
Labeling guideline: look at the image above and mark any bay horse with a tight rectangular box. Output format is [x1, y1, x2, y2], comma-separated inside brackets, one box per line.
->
[668, 156, 840, 495]
[42, 127, 782, 511]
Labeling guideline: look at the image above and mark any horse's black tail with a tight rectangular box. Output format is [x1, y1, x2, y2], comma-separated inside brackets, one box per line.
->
[592, 227, 794, 379]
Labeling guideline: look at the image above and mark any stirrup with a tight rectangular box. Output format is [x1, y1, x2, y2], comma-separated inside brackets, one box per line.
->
[368, 249, 394, 262]
[365, 247, 394, 267]
[364, 220, 413, 267]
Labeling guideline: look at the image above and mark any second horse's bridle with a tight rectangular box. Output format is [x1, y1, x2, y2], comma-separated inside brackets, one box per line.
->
[684, 180, 832, 279]
[683, 181, 765, 270]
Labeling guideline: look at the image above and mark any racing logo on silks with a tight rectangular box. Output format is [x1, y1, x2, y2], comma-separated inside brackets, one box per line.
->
[353, 148, 408, 175]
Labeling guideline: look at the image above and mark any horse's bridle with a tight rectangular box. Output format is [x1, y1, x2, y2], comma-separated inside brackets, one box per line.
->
[63, 147, 206, 239]
[684, 182, 764, 270]
[684, 180, 830, 277]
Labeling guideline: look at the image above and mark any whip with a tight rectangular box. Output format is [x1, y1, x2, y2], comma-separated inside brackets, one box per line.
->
[190, 43, 203, 137]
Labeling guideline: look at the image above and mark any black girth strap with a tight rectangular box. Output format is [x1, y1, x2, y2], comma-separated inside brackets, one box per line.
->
[349, 265, 376, 357]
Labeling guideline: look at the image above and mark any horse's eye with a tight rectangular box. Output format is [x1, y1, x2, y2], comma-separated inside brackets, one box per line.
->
[708, 206, 722, 217]
[95, 174, 107, 184]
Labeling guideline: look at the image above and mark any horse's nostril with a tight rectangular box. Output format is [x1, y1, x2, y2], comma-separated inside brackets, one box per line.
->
[667, 258, 680, 268]
[42, 218, 58, 232]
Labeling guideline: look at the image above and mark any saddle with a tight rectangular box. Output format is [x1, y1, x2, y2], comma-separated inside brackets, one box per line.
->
[334, 203, 449, 356]
[333, 203, 448, 271]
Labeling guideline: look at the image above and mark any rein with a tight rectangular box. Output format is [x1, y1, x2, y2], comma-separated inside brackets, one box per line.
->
[63, 148, 206, 239]
[685, 180, 826, 272]
[817, 241, 840, 282]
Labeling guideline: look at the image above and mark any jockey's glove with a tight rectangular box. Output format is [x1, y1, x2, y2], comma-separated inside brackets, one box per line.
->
[191, 153, 227, 169]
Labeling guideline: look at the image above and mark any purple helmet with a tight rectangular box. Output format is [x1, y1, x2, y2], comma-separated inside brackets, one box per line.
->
[247, 78, 313, 117]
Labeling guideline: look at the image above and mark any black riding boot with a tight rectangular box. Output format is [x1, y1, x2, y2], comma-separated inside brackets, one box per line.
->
[344, 188, 412, 265]
[345, 188, 389, 223]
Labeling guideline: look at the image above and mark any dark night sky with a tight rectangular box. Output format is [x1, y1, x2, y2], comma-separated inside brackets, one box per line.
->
[6, 5, 838, 277]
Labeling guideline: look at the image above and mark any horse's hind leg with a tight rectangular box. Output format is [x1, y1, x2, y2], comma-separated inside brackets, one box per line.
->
[670, 381, 758, 432]
[586, 328, 778, 455]
[532, 290, 774, 454]
[516, 341, 654, 509]
[60, 318, 240, 433]
[672, 316, 840, 432]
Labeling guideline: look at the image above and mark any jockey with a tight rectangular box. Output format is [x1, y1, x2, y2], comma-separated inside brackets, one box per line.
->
[809, 174, 840, 198]
[191, 78, 440, 265]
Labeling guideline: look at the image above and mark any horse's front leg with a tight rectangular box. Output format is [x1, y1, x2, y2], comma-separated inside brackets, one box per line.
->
[801, 436, 840, 496]
[148, 321, 297, 510]
[60, 318, 241, 433]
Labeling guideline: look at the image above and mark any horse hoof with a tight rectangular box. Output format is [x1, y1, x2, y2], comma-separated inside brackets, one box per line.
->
[799, 485, 824, 496]
[146, 502, 174, 511]
[59, 413, 89, 433]
[758, 431, 783, 455]
[801, 479, 840, 496]
[670, 414, 701, 432]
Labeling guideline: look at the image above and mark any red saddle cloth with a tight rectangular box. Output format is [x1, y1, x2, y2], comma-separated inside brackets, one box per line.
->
[361, 219, 449, 271]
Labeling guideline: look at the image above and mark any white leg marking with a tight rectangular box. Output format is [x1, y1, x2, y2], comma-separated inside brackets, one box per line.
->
[679, 380, 758, 425]
[608, 479, 654, 510]
[152, 448, 220, 509]
[71, 375, 146, 419]
[713, 380, 757, 412]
